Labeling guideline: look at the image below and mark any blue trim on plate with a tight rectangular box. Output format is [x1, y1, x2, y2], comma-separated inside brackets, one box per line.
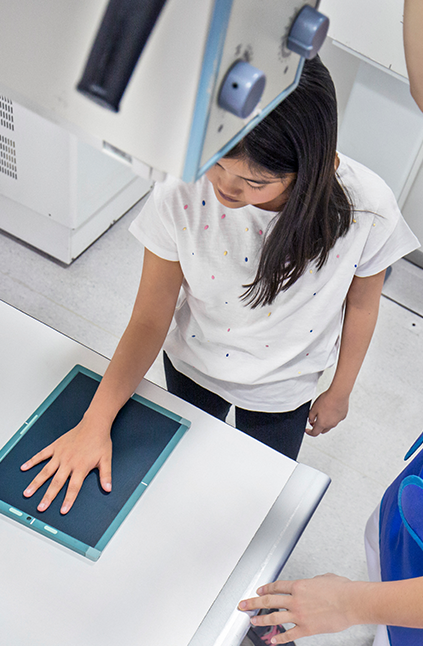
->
[182, 0, 234, 183]
[95, 423, 188, 552]
[0, 365, 83, 462]
[0, 500, 98, 558]
[0, 364, 191, 561]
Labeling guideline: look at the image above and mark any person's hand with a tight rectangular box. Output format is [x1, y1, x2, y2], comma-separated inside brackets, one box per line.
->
[238, 574, 357, 643]
[306, 389, 349, 436]
[20, 416, 113, 514]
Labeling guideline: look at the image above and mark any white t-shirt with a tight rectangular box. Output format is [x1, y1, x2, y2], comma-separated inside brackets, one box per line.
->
[129, 153, 419, 412]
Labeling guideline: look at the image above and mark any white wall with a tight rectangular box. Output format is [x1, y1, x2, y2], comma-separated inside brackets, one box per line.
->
[319, 38, 361, 130]
[318, 37, 423, 267]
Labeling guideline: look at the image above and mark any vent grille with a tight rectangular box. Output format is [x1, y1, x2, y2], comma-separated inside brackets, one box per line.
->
[0, 96, 17, 180]
[1, 95, 14, 130]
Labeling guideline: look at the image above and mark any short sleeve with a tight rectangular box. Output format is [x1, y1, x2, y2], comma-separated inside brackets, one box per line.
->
[354, 189, 420, 277]
[128, 180, 180, 262]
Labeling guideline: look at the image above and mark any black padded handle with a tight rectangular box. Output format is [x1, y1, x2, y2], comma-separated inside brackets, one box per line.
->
[77, 0, 168, 112]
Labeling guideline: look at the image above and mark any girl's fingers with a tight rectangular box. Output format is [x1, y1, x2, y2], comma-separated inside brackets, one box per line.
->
[20, 446, 54, 471]
[20, 425, 113, 512]
[60, 472, 89, 514]
[98, 456, 112, 493]
[305, 422, 326, 436]
[36, 467, 76, 512]
[306, 414, 324, 436]
[22, 460, 60, 499]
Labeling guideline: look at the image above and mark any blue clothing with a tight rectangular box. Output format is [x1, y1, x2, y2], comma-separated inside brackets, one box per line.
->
[379, 431, 423, 645]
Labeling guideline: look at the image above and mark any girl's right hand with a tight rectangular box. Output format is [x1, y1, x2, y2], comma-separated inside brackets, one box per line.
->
[20, 417, 113, 514]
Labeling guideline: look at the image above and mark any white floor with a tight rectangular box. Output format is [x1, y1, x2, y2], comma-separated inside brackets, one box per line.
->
[1, 207, 423, 646]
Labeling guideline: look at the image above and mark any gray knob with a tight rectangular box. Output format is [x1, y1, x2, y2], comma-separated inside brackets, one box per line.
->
[218, 60, 266, 119]
[287, 5, 329, 59]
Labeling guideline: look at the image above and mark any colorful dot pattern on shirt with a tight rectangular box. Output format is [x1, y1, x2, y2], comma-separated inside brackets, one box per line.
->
[195, 196, 267, 299]
[133, 156, 413, 405]
[195, 193, 315, 358]
[188, 194, 314, 362]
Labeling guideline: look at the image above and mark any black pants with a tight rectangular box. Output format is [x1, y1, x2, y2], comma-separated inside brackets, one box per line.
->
[163, 353, 310, 460]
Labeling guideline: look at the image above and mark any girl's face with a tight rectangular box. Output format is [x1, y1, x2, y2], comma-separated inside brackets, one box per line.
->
[205, 157, 296, 212]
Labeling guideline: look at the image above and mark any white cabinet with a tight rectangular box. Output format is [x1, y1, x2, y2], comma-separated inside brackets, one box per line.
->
[0, 96, 151, 264]
[320, 0, 423, 266]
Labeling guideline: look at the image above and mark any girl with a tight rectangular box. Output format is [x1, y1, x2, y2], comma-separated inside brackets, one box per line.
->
[21, 57, 418, 514]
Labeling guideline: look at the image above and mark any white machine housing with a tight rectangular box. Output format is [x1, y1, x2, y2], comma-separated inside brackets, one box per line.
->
[0, 96, 151, 263]
[0, 0, 323, 262]
[0, 0, 323, 180]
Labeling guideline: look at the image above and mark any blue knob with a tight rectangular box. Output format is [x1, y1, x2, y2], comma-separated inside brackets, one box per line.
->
[287, 5, 329, 59]
[218, 61, 266, 119]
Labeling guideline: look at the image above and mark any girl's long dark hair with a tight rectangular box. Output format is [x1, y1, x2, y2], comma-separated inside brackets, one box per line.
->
[225, 56, 353, 307]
